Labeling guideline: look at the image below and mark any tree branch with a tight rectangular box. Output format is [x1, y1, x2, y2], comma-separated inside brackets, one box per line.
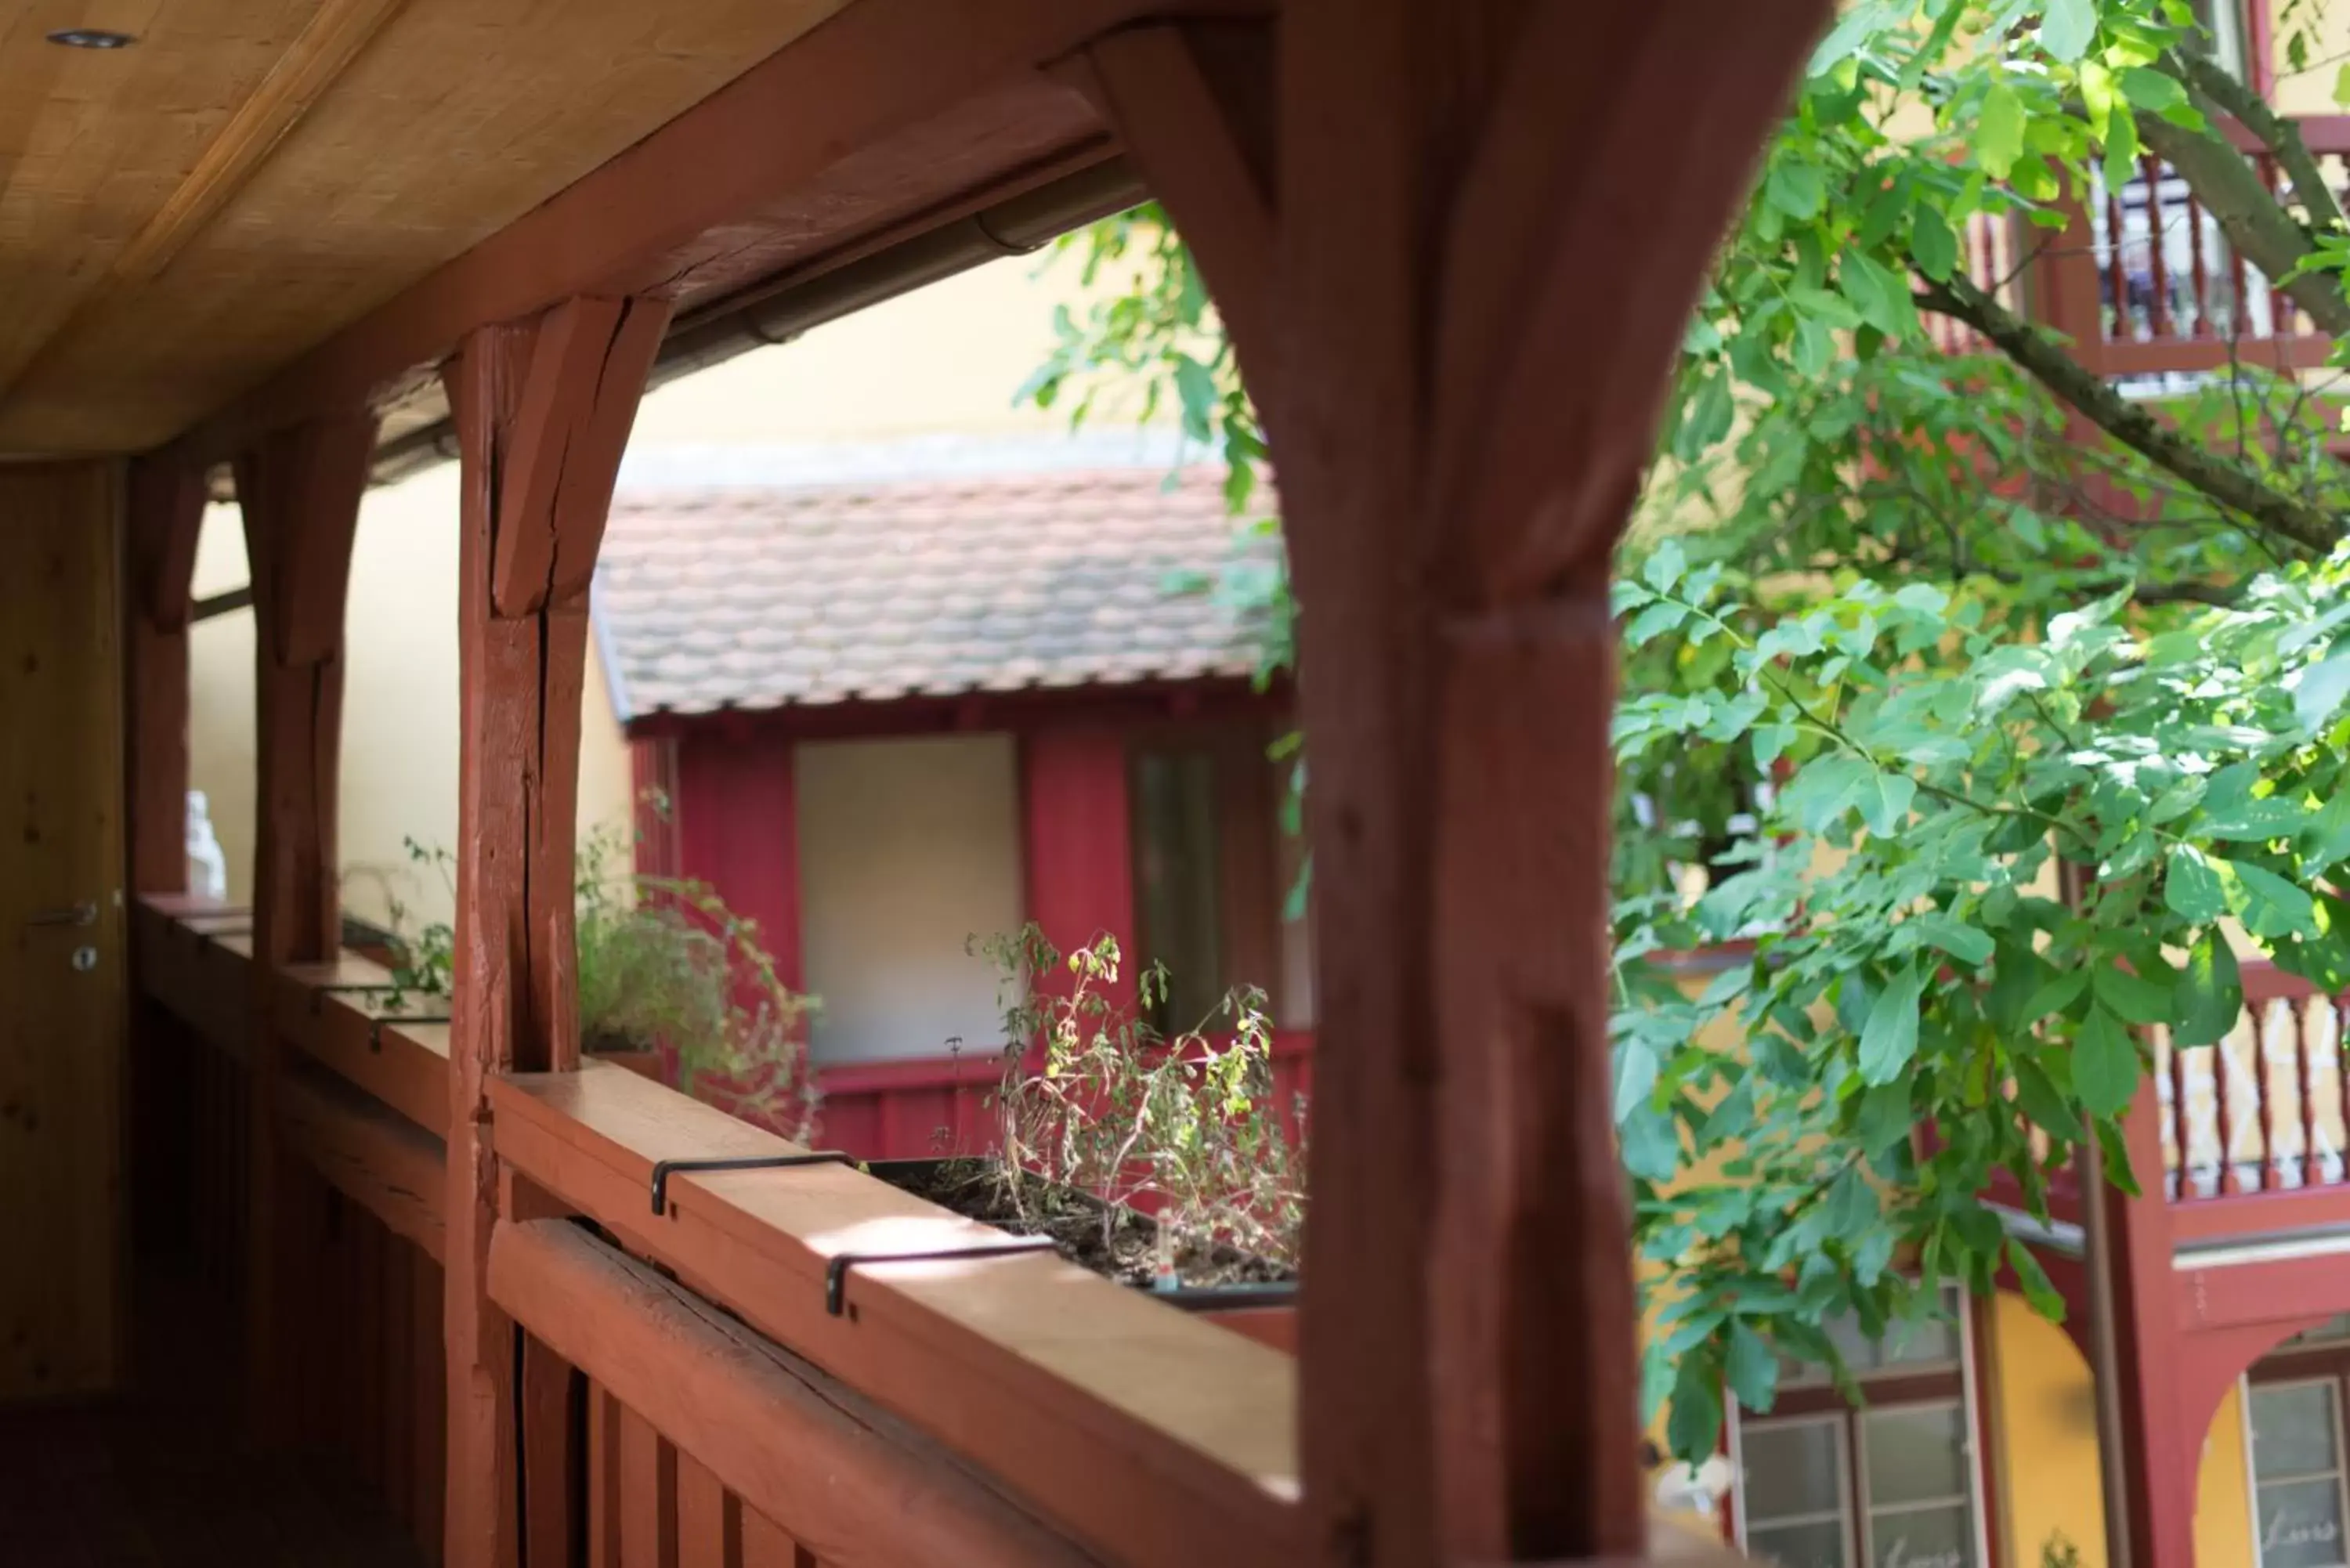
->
[2131, 59, 2350, 338]
[1916, 272, 2341, 556]
[2171, 48, 2347, 237]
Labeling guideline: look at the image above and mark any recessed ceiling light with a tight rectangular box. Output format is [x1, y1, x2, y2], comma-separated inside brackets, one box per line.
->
[46, 28, 137, 49]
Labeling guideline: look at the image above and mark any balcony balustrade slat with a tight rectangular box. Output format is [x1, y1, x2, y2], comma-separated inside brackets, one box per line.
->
[489, 1216, 1096, 1568]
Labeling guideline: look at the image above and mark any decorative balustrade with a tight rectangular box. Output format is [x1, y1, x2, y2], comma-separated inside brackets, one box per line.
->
[2158, 961, 2350, 1204]
[131, 894, 1301, 1567]
[2074, 122, 2350, 378]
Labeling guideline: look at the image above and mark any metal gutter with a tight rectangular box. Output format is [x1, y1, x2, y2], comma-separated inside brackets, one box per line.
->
[363, 157, 1144, 491]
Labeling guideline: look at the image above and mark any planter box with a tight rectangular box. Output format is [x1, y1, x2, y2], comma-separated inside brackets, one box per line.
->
[863, 1157, 1298, 1329]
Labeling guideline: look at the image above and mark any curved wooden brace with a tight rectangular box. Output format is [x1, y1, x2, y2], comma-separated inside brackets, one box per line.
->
[1072, 2, 1832, 1559]
[441, 294, 666, 1568]
[125, 457, 214, 894]
[227, 408, 378, 1458]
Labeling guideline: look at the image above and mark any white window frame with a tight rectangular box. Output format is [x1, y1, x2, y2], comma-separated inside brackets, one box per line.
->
[1730, 1286, 1990, 1568]
[2247, 1375, 2350, 1568]
[1740, 1412, 1858, 1568]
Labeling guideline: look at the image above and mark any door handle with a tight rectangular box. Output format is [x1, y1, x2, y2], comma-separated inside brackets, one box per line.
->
[23, 901, 96, 929]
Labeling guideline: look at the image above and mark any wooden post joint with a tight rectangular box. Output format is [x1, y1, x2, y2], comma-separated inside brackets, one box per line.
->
[488, 294, 671, 621]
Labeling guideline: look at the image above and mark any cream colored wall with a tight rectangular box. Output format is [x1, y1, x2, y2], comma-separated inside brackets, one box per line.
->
[1984, 1292, 2255, 1568]
[186, 251, 1157, 936]
[2267, 2, 2350, 118]
[627, 252, 1088, 446]
[184, 467, 634, 932]
[794, 734, 1024, 1064]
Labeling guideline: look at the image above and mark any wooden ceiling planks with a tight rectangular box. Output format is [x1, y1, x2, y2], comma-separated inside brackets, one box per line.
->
[0, 0, 319, 411]
[0, 0, 848, 455]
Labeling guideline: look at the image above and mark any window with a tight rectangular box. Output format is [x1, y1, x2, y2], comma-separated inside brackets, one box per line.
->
[1737, 1291, 1983, 1568]
[2251, 1381, 2350, 1568]
[2189, 0, 2249, 83]
[1130, 727, 1292, 1034]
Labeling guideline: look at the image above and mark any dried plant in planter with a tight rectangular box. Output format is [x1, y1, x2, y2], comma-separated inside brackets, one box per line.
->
[969, 924, 1306, 1281]
[379, 822, 818, 1140]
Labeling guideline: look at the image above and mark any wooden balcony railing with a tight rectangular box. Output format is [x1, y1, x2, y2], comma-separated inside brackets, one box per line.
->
[132, 894, 1301, 1568]
[2070, 121, 2350, 379]
[2157, 960, 2350, 1208]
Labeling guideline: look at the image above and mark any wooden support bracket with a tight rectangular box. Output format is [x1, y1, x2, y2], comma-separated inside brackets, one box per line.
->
[1066, 1, 1832, 1560]
[442, 293, 667, 1568]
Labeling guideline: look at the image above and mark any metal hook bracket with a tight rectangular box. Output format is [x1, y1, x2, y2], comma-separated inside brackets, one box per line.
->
[647, 1151, 855, 1217]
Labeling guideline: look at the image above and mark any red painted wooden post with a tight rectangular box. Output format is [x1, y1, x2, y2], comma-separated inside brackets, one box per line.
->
[443, 294, 669, 1568]
[124, 457, 208, 896]
[1078, 2, 1828, 1559]
[233, 412, 378, 1441]
[1019, 728, 1137, 1006]
[2104, 1093, 2197, 1568]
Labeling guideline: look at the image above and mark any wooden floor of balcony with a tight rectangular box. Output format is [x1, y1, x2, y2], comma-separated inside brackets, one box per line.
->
[0, 1264, 424, 1568]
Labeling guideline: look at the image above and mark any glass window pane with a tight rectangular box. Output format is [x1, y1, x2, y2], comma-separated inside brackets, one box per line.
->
[2258, 1477, 2350, 1568]
[1746, 1422, 1845, 1521]
[1828, 1313, 1879, 1373]
[1879, 1316, 1960, 1369]
[1864, 1405, 1969, 1507]
[1132, 749, 1224, 1033]
[2256, 1385, 2345, 1479]
[1750, 1521, 1850, 1568]
[1867, 1502, 1975, 1568]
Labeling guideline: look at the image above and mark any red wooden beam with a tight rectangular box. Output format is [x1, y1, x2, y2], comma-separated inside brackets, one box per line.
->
[1085, 0, 1831, 1558]
[168, 0, 1274, 464]
[443, 294, 667, 1568]
[123, 457, 208, 895]
[233, 410, 376, 1444]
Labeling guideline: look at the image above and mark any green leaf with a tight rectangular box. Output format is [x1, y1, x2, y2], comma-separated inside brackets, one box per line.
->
[2174, 930, 2243, 1048]
[1614, 1037, 1660, 1122]
[2116, 66, 2191, 117]
[1625, 601, 1690, 647]
[2040, 0, 2094, 61]
[1666, 1356, 1724, 1461]
[2021, 969, 2089, 1025]
[1642, 539, 1688, 595]
[1171, 354, 1217, 442]
[2012, 1055, 2082, 1140]
[1766, 161, 1828, 221]
[1840, 252, 1922, 341]
[2093, 961, 2173, 1027]
[1726, 1321, 1778, 1413]
[2335, 60, 2350, 107]
[1859, 963, 1923, 1086]
[2164, 845, 2227, 922]
[2297, 650, 2350, 731]
[2232, 860, 2321, 940]
[2007, 1237, 2066, 1321]
[2309, 791, 2350, 869]
[2073, 1004, 2141, 1118]
[1979, 82, 2027, 179]
[1783, 753, 1875, 832]
[1859, 771, 1918, 837]
[1911, 206, 1958, 283]
[1918, 913, 1994, 967]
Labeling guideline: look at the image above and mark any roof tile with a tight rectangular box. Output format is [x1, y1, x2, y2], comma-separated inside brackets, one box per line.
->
[595, 467, 1276, 717]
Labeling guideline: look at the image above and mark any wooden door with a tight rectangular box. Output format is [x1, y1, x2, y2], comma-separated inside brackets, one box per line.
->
[0, 462, 126, 1399]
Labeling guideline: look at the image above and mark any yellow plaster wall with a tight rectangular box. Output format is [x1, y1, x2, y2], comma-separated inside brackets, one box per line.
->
[186, 467, 635, 930]
[1984, 1293, 2254, 1568]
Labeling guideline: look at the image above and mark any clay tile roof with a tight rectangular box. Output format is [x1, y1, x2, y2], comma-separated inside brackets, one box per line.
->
[594, 467, 1278, 718]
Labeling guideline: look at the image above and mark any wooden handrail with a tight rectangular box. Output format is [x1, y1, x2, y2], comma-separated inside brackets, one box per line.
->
[277, 1059, 447, 1264]
[489, 1217, 1095, 1567]
[489, 1062, 1302, 1568]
